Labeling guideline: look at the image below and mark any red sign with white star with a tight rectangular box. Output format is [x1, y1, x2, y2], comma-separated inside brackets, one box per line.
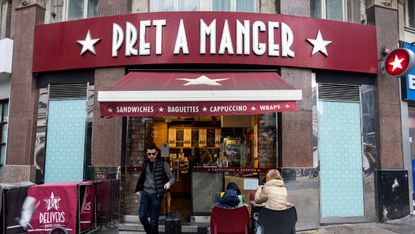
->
[384, 48, 415, 77]
[33, 12, 377, 74]
[27, 183, 79, 233]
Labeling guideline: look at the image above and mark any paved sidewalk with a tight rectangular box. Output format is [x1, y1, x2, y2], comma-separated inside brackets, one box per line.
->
[299, 215, 415, 234]
[100, 215, 415, 233]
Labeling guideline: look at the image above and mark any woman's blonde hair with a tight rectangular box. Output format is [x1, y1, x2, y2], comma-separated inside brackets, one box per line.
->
[266, 169, 283, 181]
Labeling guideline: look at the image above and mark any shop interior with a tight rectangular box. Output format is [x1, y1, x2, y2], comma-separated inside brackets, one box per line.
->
[126, 114, 278, 221]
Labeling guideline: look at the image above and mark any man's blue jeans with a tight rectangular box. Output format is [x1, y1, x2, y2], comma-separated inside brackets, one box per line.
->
[138, 191, 164, 234]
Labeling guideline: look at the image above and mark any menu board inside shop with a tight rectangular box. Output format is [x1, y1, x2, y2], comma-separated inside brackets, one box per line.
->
[168, 128, 176, 147]
[207, 128, 216, 147]
[215, 129, 221, 148]
[184, 128, 192, 147]
[192, 129, 199, 147]
[199, 128, 207, 147]
[176, 128, 184, 147]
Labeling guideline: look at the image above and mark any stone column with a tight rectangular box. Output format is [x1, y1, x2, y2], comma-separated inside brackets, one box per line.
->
[367, 2, 402, 168]
[367, 0, 411, 220]
[277, 1, 319, 230]
[4, 1, 45, 182]
[278, 0, 314, 168]
[91, 0, 131, 176]
[92, 68, 123, 169]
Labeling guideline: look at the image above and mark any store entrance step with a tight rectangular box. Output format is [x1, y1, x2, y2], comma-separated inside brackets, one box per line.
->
[118, 222, 199, 233]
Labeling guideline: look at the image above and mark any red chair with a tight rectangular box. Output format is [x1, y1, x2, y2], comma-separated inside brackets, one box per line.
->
[210, 206, 250, 234]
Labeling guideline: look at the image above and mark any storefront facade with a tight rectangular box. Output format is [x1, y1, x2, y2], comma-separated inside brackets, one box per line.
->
[3, 0, 412, 230]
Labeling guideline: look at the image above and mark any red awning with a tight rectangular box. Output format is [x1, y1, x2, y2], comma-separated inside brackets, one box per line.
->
[98, 72, 302, 116]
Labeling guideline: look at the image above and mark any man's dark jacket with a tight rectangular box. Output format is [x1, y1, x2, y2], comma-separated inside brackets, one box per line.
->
[135, 158, 168, 194]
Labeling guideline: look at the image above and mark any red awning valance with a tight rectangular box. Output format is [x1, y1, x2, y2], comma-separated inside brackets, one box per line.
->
[98, 72, 302, 116]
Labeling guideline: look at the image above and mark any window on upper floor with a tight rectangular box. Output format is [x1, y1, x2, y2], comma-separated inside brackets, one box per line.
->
[0, 0, 12, 38]
[47, 0, 99, 22]
[407, 0, 415, 28]
[212, 0, 257, 12]
[150, 0, 198, 12]
[311, 0, 365, 24]
[46, 0, 98, 23]
[150, 0, 258, 12]
[65, 0, 98, 21]
[0, 100, 8, 165]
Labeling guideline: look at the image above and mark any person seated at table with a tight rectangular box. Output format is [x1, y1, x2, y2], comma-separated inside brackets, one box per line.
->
[255, 169, 293, 210]
[220, 182, 244, 206]
[216, 189, 241, 208]
[252, 169, 293, 234]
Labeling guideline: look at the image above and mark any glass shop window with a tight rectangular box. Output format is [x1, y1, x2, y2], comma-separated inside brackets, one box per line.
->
[212, 0, 257, 12]
[150, 0, 199, 12]
[66, 0, 98, 21]
[150, 0, 258, 12]
[311, 0, 364, 23]
[0, 101, 8, 165]
[126, 114, 278, 172]
[407, 0, 415, 28]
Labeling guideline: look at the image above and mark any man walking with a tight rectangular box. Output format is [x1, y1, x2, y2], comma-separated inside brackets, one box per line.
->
[135, 143, 175, 234]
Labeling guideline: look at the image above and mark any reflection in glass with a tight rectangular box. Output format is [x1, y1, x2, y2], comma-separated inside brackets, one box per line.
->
[312, 74, 319, 169]
[326, 0, 344, 21]
[360, 85, 377, 176]
[87, 85, 94, 122]
[236, 0, 256, 12]
[311, 0, 322, 18]
[213, 0, 231, 11]
[150, 0, 174, 12]
[68, 0, 84, 20]
[178, 1, 198, 11]
[34, 88, 48, 184]
[1, 124, 7, 144]
[0, 145, 5, 164]
[87, 0, 98, 17]
[3, 102, 8, 122]
[192, 172, 223, 213]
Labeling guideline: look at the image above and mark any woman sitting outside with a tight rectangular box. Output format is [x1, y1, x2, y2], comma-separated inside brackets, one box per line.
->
[255, 169, 292, 210]
[253, 169, 293, 234]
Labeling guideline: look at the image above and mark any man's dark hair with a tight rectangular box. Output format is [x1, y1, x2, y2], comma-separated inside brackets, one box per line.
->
[146, 143, 159, 151]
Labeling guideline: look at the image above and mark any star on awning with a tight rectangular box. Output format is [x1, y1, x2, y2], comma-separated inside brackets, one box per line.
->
[177, 75, 229, 86]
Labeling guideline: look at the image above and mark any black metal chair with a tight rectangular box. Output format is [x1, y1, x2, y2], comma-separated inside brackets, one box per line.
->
[257, 206, 297, 234]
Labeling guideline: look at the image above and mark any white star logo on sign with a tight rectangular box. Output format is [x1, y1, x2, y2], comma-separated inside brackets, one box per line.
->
[159, 107, 164, 112]
[307, 30, 332, 56]
[202, 107, 208, 112]
[77, 30, 101, 55]
[44, 192, 61, 211]
[177, 75, 229, 86]
[389, 55, 405, 72]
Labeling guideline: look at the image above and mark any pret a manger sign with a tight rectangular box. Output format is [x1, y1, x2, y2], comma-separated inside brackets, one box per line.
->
[33, 12, 378, 73]
[111, 19, 295, 57]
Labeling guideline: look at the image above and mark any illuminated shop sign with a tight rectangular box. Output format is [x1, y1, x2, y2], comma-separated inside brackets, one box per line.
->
[33, 12, 377, 73]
